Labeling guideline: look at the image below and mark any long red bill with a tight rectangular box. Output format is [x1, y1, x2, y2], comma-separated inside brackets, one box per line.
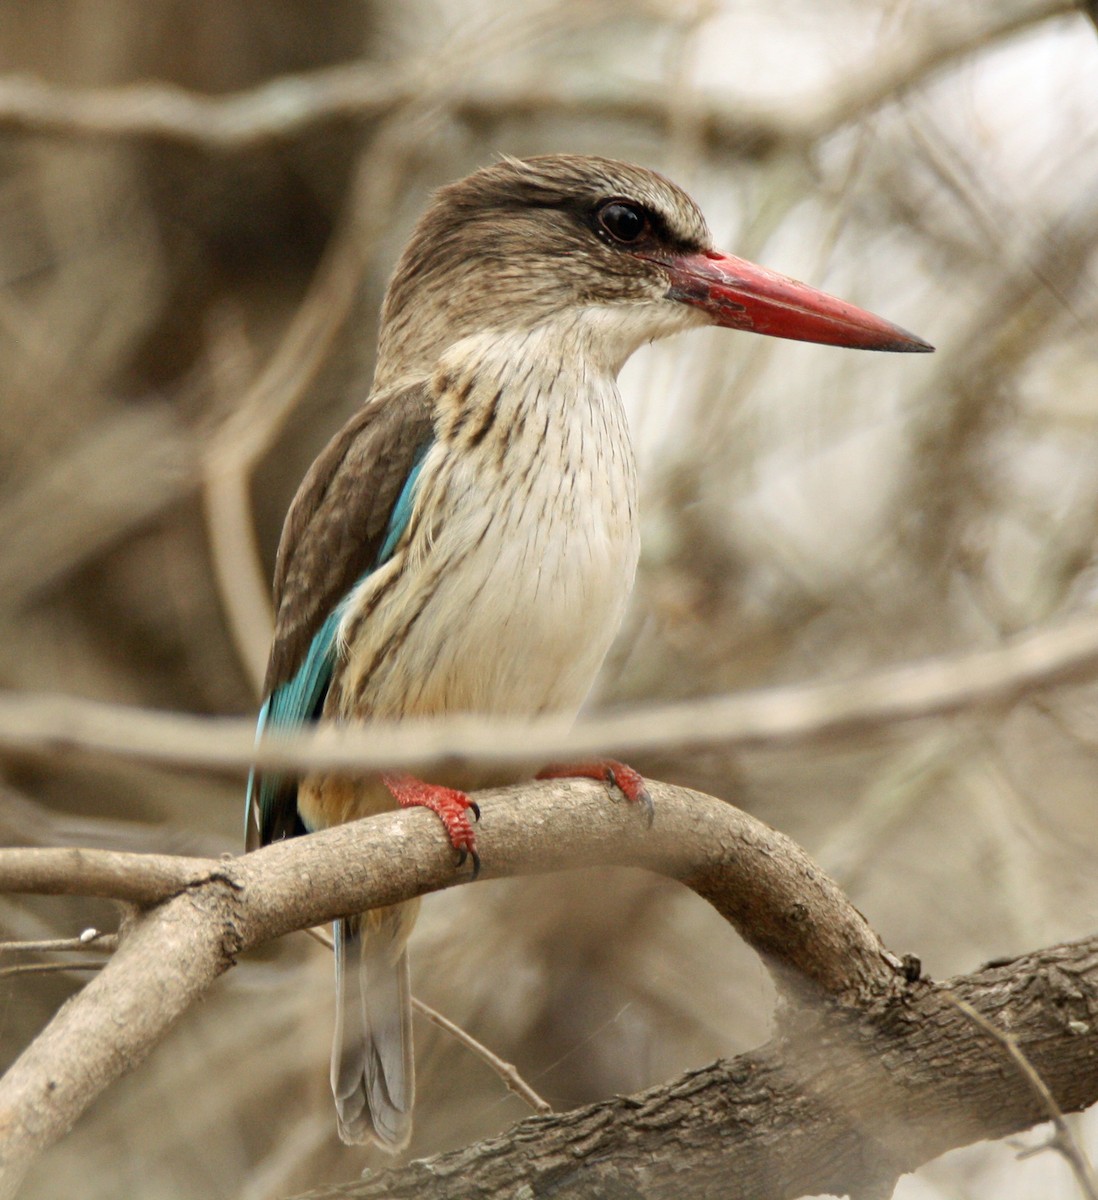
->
[658, 249, 933, 353]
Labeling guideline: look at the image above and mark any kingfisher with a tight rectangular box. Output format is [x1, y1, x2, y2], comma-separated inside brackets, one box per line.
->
[245, 154, 931, 1151]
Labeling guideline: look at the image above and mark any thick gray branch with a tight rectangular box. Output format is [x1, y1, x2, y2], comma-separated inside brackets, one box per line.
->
[289, 937, 1098, 1200]
[1, 780, 1095, 1200]
[0, 780, 897, 1198]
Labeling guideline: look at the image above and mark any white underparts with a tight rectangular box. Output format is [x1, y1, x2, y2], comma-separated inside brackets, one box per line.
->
[333, 305, 695, 721]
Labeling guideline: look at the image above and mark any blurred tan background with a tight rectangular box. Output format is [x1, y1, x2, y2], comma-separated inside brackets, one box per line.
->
[1, 1, 1097, 1196]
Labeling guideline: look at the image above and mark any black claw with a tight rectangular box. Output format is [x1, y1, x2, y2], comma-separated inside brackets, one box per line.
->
[604, 766, 621, 800]
[455, 846, 482, 880]
[469, 800, 481, 822]
[640, 789, 655, 829]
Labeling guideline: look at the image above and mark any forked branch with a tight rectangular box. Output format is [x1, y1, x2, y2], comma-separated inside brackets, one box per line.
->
[0, 781, 1095, 1200]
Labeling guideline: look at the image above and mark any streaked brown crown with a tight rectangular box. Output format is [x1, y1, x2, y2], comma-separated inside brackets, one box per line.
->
[375, 155, 713, 384]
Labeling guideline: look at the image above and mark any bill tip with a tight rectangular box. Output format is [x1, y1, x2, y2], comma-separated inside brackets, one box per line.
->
[892, 326, 935, 353]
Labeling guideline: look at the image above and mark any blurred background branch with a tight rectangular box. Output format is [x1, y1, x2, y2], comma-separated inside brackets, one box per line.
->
[6, 606, 1098, 776]
[0, 1, 1096, 1197]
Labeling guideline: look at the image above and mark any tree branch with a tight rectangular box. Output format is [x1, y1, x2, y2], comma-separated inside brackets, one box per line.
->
[0, 779, 896, 1197]
[3, 610, 1098, 776]
[0, 780, 897, 999]
[287, 935, 1098, 1200]
[942, 989, 1098, 1199]
[0, 63, 418, 150]
[0, 846, 231, 904]
[0, 780, 1095, 1199]
[0, 777, 1094, 1200]
[0, 2, 1072, 157]
[410, 995, 553, 1117]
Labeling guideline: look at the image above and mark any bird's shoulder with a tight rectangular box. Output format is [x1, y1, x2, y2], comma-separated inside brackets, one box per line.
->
[264, 378, 436, 694]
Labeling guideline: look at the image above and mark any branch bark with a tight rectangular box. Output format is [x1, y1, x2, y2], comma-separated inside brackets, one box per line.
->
[0, 779, 897, 1197]
[287, 936, 1098, 1200]
[0, 780, 1095, 1200]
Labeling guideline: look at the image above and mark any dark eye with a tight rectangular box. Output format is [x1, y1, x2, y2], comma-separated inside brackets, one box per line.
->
[596, 201, 650, 245]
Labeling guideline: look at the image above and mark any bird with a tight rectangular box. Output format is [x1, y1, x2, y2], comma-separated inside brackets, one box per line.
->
[245, 153, 932, 1151]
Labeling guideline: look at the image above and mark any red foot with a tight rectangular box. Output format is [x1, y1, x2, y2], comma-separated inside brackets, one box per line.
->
[536, 760, 654, 827]
[382, 773, 481, 877]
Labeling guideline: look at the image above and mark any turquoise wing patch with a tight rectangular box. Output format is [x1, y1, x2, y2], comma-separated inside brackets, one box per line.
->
[245, 440, 432, 846]
[377, 443, 430, 563]
[246, 603, 344, 843]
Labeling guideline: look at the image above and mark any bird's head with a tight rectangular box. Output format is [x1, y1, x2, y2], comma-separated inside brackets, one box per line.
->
[375, 154, 931, 383]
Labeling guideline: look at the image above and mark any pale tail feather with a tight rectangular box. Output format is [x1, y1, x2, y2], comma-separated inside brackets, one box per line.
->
[331, 916, 414, 1149]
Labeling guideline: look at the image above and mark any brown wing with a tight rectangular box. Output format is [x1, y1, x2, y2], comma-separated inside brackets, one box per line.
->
[264, 380, 435, 696]
[247, 380, 435, 851]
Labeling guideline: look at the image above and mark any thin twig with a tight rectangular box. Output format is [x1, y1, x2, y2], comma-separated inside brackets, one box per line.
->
[942, 989, 1098, 1200]
[0, 961, 104, 980]
[411, 995, 554, 1116]
[0, 930, 117, 980]
[303, 925, 333, 951]
[201, 307, 270, 694]
[0, 931, 116, 955]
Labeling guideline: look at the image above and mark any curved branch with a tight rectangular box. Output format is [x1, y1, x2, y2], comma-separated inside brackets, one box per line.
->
[1, 781, 1096, 1200]
[234, 780, 899, 1001]
[0, 780, 896, 1198]
[0, 780, 896, 999]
